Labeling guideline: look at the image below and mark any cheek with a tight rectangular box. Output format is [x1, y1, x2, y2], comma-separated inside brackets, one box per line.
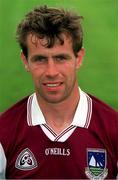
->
[29, 68, 43, 83]
[64, 65, 77, 83]
[64, 62, 77, 75]
[29, 64, 44, 75]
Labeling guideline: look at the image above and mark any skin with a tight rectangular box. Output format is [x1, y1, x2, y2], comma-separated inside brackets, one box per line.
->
[21, 33, 85, 134]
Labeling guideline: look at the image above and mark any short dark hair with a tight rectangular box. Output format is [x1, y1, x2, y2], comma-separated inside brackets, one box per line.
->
[16, 5, 83, 57]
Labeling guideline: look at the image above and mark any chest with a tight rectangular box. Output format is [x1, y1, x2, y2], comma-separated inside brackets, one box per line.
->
[5, 125, 117, 179]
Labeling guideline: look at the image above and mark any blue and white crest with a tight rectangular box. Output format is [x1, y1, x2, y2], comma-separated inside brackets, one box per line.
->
[85, 148, 108, 179]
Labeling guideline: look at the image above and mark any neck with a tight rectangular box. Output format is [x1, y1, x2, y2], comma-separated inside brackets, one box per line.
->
[36, 85, 80, 134]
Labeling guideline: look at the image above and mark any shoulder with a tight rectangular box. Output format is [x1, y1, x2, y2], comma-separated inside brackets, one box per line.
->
[0, 96, 29, 138]
[88, 93, 118, 132]
[88, 94, 118, 137]
[0, 96, 30, 158]
[86, 94, 118, 158]
[0, 96, 29, 121]
[89, 94, 118, 117]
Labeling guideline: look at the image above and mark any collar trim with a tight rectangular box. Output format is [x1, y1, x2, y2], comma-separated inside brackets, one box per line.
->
[27, 89, 92, 129]
[84, 93, 92, 128]
[27, 95, 33, 126]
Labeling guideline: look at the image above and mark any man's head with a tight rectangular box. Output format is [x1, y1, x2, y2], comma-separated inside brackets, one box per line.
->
[16, 5, 83, 58]
[16, 5, 85, 104]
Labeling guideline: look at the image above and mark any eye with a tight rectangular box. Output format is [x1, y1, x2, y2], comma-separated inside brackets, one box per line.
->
[55, 55, 67, 62]
[31, 56, 47, 63]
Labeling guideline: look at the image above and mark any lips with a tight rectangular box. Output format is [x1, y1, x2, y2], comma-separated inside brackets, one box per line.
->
[43, 82, 63, 90]
[44, 83, 62, 87]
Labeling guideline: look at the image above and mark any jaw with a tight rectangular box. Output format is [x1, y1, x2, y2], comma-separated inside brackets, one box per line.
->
[36, 80, 79, 105]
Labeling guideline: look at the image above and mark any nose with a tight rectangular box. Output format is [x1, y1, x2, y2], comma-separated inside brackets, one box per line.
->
[45, 59, 59, 78]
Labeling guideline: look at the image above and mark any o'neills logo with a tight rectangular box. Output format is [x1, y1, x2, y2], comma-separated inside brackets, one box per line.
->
[45, 148, 70, 156]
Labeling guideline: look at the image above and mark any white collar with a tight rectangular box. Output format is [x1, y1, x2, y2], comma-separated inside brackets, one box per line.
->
[27, 88, 92, 128]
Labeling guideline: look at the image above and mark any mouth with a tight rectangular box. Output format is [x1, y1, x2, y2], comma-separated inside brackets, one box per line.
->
[43, 82, 63, 90]
[44, 82, 62, 87]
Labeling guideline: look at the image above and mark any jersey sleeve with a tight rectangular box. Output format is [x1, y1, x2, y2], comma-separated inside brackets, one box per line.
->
[0, 143, 6, 179]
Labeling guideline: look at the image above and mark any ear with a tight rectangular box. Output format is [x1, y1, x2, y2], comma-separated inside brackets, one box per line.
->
[20, 51, 30, 72]
[76, 47, 85, 70]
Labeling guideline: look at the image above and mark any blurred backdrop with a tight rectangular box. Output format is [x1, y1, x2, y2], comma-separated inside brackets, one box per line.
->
[0, 0, 118, 112]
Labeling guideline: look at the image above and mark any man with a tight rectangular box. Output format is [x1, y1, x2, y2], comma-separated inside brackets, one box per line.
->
[0, 5, 118, 179]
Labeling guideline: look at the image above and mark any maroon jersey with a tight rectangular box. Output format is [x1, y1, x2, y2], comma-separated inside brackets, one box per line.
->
[0, 90, 118, 179]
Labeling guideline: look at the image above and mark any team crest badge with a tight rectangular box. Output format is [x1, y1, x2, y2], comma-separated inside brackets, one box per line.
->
[85, 148, 108, 179]
[15, 148, 38, 170]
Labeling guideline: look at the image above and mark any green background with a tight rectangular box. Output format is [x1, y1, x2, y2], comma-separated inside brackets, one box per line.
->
[0, 0, 118, 112]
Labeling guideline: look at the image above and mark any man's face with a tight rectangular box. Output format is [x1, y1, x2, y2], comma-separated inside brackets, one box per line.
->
[21, 34, 84, 104]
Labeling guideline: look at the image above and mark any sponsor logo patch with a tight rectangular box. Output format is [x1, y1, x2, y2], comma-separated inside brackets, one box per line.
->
[85, 148, 108, 179]
[15, 148, 38, 170]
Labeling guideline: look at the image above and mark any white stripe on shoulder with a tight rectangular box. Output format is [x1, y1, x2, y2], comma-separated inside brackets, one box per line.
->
[27, 94, 34, 126]
[0, 143, 6, 179]
[84, 93, 92, 128]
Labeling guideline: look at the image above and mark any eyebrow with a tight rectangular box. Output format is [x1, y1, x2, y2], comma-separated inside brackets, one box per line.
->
[30, 53, 71, 61]
[53, 54, 71, 59]
[30, 55, 47, 61]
